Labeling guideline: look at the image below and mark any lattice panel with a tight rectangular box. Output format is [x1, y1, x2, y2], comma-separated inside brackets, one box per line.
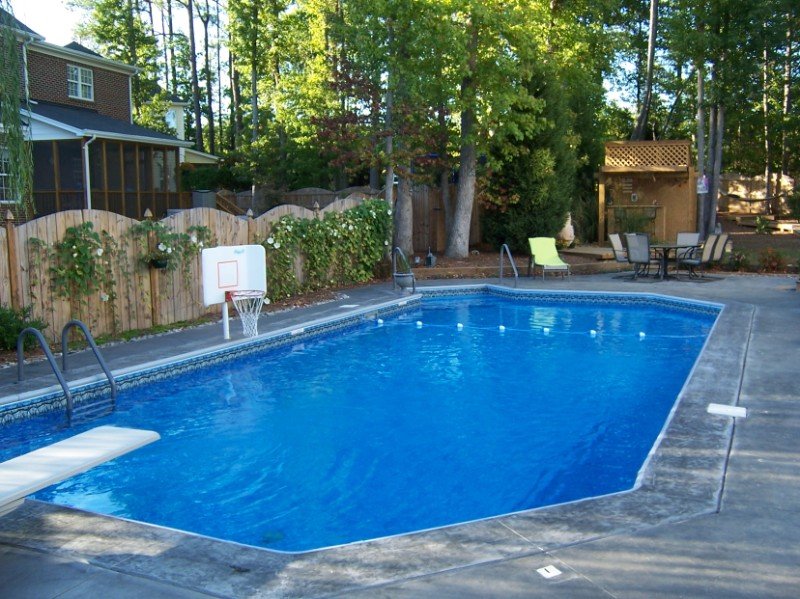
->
[605, 141, 691, 168]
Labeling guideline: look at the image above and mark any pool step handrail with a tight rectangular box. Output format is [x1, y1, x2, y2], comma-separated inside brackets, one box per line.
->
[499, 244, 519, 287]
[61, 319, 117, 407]
[392, 247, 416, 293]
[16, 327, 74, 418]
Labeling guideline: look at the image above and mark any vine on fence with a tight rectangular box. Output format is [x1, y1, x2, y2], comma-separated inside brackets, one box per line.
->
[15, 201, 390, 342]
[260, 198, 392, 299]
[29, 222, 119, 330]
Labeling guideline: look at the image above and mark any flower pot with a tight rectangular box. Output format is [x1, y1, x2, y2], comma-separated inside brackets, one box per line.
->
[150, 258, 169, 269]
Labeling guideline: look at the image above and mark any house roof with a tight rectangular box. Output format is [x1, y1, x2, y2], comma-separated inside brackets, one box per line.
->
[27, 101, 192, 147]
[0, 8, 44, 40]
[63, 42, 104, 58]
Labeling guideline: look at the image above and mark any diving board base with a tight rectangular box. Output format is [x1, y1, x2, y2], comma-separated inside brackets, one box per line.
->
[0, 426, 160, 515]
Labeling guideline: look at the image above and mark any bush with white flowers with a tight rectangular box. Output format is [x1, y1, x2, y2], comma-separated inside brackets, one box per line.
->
[260, 198, 392, 298]
[30, 221, 117, 303]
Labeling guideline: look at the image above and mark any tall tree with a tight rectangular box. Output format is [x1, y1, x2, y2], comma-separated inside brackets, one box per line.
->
[198, 0, 216, 154]
[182, 0, 205, 150]
[74, 0, 161, 114]
[443, 1, 547, 258]
[631, 0, 658, 140]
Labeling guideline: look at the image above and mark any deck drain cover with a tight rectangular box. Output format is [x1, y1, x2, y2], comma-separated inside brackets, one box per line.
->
[537, 565, 562, 579]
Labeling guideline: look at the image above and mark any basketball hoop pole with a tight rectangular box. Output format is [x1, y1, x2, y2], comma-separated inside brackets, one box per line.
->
[222, 300, 230, 340]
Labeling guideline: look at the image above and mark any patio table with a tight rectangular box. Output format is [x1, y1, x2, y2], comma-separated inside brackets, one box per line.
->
[650, 243, 699, 280]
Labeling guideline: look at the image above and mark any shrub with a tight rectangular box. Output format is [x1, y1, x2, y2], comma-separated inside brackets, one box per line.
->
[729, 252, 749, 271]
[758, 248, 787, 272]
[754, 215, 771, 235]
[0, 305, 48, 351]
[259, 198, 392, 298]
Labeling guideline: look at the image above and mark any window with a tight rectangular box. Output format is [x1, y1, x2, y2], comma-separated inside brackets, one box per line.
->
[0, 145, 11, 202]
[67, 65, 94, 101]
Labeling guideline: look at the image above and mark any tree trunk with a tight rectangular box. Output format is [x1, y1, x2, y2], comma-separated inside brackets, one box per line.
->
[186, 0, 204, 151]
[762, 40, 772, 211]
[780, 16, 793, 189]
[125, 0, 141, 111]
[167, 0, 178, 95]
[384, 26, 394, 209]
[632, 0, 659, 140]
[200, 1, 215, 155]
[248, 2, 259, 143]
[230, 41, 243, 149]
[438, 103, 453, 239]
[215, 0, 224, 152]
[394, 168, 414, 256]
[445, 18, 478, 259]
[708, 104, 724, 235]
[159, 1, 170, 93]
[695, 66, 707, 238]
[369, 90, 380, 190]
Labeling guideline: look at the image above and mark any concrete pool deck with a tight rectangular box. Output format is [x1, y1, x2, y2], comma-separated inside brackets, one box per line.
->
[1, 273, 798, 598]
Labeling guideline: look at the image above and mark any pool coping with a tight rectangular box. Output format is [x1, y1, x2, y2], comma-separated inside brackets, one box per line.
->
[0, 284, 752, 597]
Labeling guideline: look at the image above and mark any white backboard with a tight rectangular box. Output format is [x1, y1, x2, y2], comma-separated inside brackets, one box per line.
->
[201, 245, 266, 306]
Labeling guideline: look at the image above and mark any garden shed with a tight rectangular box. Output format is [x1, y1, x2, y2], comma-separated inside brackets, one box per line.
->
[597, 140, 697, 242]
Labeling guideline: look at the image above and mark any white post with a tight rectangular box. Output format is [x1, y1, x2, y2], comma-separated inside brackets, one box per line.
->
[222, 301, 230, 340]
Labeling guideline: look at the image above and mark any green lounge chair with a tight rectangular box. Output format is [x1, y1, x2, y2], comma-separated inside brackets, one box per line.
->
[527, 237, 570, 279]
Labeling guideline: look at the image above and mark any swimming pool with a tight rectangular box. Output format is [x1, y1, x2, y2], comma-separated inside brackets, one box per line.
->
[0, 288, 719, 552]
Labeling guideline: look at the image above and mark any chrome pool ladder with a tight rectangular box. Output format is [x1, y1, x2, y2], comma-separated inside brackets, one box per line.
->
[392, 247, 417, 293]
[17, 319, 117, 425]
[499, 244, 519, 287]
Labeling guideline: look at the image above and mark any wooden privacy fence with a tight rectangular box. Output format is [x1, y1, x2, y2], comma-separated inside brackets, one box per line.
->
[1, 199, 363, 344]
[245, 184, 481, 253]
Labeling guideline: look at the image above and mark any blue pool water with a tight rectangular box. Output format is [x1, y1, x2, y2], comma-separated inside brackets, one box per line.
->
[1, 294, 717, 552]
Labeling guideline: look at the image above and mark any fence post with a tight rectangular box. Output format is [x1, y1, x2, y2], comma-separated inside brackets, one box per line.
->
[246, 208, 255, 244]
[143, 209, 161, 327]
[4, 210, 22, 310]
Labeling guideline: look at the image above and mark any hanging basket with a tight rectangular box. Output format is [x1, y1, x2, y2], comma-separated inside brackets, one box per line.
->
[149, 258, 169, 269]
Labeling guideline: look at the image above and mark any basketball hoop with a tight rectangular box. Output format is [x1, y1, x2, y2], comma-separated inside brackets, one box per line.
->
[225, 290, 267, 337]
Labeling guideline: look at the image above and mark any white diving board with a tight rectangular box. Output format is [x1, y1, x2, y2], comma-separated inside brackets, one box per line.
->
[0, 425, 160, 516]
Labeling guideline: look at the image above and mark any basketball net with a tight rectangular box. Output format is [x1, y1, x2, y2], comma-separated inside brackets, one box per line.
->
[225, 290, 267, 337]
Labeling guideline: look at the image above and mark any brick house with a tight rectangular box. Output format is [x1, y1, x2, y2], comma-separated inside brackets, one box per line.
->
[2, 9, 192, 219]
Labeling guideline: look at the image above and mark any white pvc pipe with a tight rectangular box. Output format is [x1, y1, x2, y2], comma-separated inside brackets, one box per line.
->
[222, 301, 230, 340]
[82, 135, 97, 209]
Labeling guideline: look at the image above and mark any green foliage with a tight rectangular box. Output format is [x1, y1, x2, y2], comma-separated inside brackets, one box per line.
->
[135, 90, 177, 136]
[259, 198, 392, 299]
[261, 217, 300, 299]
[34, 222, 117, 303]
[481, 63, 578, 253]
[180, 161, 252, 192]
[0, 4, 34, 219]
[0, 304, 47, 351]
[788, 191, 800, 218]
[181, 164, 222, 192]
[127, 220, 212, 271]
[729, 251, 749, 271]
[754, 216, 771, 235]
[74, 0, 161, 111]
[758, 247, 787, 272]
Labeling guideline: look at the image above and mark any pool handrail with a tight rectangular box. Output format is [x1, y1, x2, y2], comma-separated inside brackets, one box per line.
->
[62, 319, 117, 405]
[499, 244, 519, 287]
[16, 327, 73, 417]
[392, 247, 416, 293]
